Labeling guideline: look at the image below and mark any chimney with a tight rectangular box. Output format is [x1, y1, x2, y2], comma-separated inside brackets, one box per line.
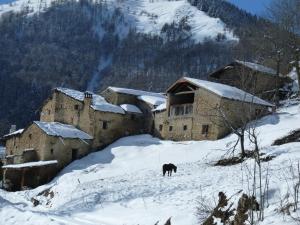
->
[84, 91, 93, 105]
[9, 125, 16, 134]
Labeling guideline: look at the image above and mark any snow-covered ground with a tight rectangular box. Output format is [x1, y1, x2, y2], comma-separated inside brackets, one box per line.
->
[1, 100, 300, 225]
[0, 0, 237, 43]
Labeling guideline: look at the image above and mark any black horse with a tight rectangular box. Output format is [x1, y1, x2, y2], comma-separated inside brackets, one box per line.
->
[162, 163, 177, 176]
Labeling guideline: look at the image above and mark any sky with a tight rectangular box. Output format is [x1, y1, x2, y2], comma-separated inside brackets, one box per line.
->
[227, 0, 273, 16]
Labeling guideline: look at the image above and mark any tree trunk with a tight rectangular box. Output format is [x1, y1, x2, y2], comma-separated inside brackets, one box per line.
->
[240, 134, 246, 158]
[295, 49, 300, 96]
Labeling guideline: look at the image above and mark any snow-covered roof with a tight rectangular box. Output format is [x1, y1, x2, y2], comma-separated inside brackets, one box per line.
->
[2, 160, 58, 169]
[120, 104, 143, 114]
[108, 87, 164, 98]
[55, 87, 124, 114]
[34, 121, 93, 140]
[174, 77, 274, 107]
[137, 95, 166, 106]
[3, 129, 24, 138]
[152, 103, 167, 112]
[235, 60, 278, 76]
[91, 104, 125, 114]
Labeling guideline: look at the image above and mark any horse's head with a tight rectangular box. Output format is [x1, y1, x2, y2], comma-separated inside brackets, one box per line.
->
[174, 166, 177, 173]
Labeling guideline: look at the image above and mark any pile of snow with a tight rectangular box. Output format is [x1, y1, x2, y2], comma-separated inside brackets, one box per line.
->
[3, 160, 58, 169]
[34, 121, 93, 140]
[120, 104, 143, 114]
[182, 77, 274, 107]
[2, 101, 300, 225]
[0, 0, 237, 43]
[288, 67, 299, 93]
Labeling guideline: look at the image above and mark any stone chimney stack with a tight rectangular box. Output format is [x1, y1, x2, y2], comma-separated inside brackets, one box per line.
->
[84, 91, 93, 106]
[9, 125, 16, 134]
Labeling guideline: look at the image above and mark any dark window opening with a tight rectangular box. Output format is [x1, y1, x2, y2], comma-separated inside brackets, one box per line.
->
[50, 149, 54, 154]
[183, 125, 187, 131]
[29, 134, 32, 139]
[102, 121, 108, 130]
[202, 125, 209, 136]
[74, 104, 79, 110]
[47, 109, 51, 115]
[169, 126, 173, 131]
[72, 149, 79, 161]
[131, 114, 136, 120]
[255, 109, 262, 116]
[159, 124, 163, 131]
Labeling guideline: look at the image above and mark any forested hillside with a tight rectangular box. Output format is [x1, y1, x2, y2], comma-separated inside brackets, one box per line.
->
[0, 0, 291, 135]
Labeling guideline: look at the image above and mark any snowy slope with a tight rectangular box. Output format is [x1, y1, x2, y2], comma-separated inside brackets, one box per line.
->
[0, 0, 237, 43]
[1, 100, 300, 224]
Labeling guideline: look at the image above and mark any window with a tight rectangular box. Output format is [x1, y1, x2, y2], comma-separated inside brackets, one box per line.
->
[159, 124, 163, 131]
[29, 134, 32, 139]
[169, 126, 173, 131]
[185, 105, 193, 115]
[74, 104, 79, 110]
[202, 125, 209, 136]
[255, 109, 262, 116]
[50, 149, 54, 154]
[183, 125, 187, 131]
[102, 121, 108, 130]
[47, 109, 51, 115]
[131, 114, 136, 120]
[170, 104, 193, 117]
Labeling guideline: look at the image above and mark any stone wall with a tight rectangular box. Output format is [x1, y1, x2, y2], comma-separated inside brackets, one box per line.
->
[208, 64, 288, 100]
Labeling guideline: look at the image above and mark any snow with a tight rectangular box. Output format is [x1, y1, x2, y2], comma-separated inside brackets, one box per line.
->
[3, 160, 58, 169]
[56, 87, 125, 114]
[34, 121, 93, 140]
[0, 0, 237, 43]
[137, 95, 166, 106]
[2, 101, 300, 224]
[120, 104, 142, 114]
[182, 77, 274, 107]
[235, 60, 279, 76]
[288, 67, 299, 93]
[109, 86, 164, 98]
[152, 102, 166, 112]
[91, 103, 125, 115]
[3, 128, 24, 138]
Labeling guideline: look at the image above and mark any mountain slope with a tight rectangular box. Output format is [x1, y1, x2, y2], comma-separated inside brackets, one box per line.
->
[0, 0, 236, 42]
[1, 100, 300, 224]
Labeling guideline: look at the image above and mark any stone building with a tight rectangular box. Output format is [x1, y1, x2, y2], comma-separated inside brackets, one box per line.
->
[2, 121, 92, 190]
[101, 87, 166, 133]
[208, 60, 292, 101]
[1, 73, 280, 190]
[153, 77, 274, 141]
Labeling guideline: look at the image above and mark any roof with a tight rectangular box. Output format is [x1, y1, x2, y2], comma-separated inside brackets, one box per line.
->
[3, 129, 24, 138]
[152, 103, 167, 112]
[55, 87, 124, 114]
[34, 121, 93, 140]
[2, 160, 58, 169]
[235, 60, 278, 76]
[120, 104, 143, 114]
[137, 95, 166, 106]
[169, 77, 274, 107]
[108, 87, 164, 98]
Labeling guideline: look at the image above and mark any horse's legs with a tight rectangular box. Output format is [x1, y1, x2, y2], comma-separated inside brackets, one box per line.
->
[163, 169, 166, 176]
